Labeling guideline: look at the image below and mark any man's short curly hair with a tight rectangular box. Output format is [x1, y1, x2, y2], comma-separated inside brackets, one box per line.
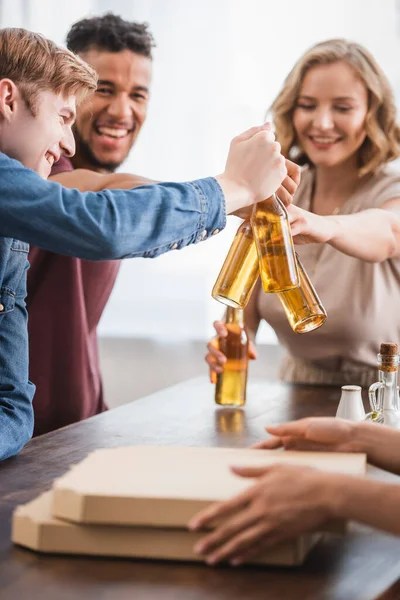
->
[66, 12, 155, 58]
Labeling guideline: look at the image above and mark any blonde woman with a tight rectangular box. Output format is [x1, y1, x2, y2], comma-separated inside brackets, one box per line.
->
[207, 38, 400, 387]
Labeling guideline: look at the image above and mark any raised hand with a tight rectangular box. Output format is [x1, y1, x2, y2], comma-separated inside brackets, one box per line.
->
[216, 123, 287, 216]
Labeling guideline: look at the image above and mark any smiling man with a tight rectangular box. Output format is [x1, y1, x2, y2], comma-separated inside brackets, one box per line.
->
[27, 14, 155, 435]
[67, 14, 152, 171]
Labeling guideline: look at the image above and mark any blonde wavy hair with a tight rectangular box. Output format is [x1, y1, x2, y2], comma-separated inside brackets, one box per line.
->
[270, 38, 400, 176]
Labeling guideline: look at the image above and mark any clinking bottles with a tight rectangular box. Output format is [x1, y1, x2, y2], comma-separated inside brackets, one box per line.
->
[278, 254, 327, 333]
[215, 307, 249, 407]
[365, 343, 400, 428]
[212, 223, 326, 334]
[250, 195, 299, 293]
[212, 220, 259, 309]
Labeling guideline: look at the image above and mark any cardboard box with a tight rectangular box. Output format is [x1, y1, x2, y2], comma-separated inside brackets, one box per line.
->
[12, 491, 321, 566]
[52, 445, 366, 527]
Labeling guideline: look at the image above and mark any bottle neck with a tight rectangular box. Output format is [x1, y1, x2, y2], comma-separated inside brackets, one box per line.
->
[378, 353, 399, 411]
[256, 194, 286, 217]
[225, 307, 244, 325]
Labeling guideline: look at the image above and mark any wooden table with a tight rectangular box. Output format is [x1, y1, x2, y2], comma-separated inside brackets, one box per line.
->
[1, 376, 400, 600]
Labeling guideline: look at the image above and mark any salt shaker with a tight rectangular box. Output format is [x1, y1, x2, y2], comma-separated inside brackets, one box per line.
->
[336, 385, 365, 421]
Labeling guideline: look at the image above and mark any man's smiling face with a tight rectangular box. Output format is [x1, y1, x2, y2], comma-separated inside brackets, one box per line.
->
[72, 47, 152, 172]
[0, 82, 76, 179]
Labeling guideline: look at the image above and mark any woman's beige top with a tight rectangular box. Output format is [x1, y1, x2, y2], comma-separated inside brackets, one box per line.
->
[257, 165, 400, 387]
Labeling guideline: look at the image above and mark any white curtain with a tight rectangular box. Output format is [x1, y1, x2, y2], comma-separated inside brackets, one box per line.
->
[1, 0, 400, 341]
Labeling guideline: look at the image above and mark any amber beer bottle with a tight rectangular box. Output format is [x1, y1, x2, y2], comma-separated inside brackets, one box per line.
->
[250, 194, 299, 293]
[215, 307, 249, 406]
[277, 254, 327, 333]
[212, 220, 259, 309]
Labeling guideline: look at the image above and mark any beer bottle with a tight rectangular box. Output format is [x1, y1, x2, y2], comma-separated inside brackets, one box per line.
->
[277, 253, 327, 333]
[250, 194, 299, 293]
[212, 220, 259, 309]
[215, 307, 249, 406]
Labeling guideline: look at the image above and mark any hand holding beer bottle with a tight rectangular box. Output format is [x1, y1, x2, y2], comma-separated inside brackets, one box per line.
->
[206, 313, 257, 386]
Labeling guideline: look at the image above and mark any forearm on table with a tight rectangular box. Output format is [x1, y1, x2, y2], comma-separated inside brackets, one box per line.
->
[354, 422, 400, 475]
[327, 209, 400, 262]
[329, 473, 400, 535]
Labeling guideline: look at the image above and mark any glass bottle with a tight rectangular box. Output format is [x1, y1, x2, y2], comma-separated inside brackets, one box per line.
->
[250, 194, 299, 293]
[277, 253, 327, 334]
[212, 220, 259, 309]
[365, 343, 400, 428]
[215, 307, 249, 407]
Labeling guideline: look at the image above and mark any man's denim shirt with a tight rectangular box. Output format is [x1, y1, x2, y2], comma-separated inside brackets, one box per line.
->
[0, 238, 34, 461]
[0, 153, 226, 461]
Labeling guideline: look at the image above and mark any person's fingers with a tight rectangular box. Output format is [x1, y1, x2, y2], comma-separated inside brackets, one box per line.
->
[213, 321, 228, 337]
[230, 465, 273, 478]
[188, 487, 253, 531]
[250, 436, 283, 450]
[234, 122, 272, 143]
[285, 159, 301, 186]
[266, 419, 311, 438]
[248, 341, 257, 360]
[281, 437, 330, 452]
[193, 508, 259, 559]
[266, 418, 354, 447]
[207, 340, 226, 364]
[229, 536, 270, 566]
[205, 354, 222, 370]
[206, 354, 223, 381]
[281, 174, 297, 196]
[203, 522, 268, 565]
[275, 185, 291, 207]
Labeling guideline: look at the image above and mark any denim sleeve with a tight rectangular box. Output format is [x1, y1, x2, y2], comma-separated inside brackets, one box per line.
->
[0, 244, 34, 461]
[0, 154, 226, 260]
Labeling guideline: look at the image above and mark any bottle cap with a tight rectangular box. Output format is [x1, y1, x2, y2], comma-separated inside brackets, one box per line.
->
[380, 343, 398, 356]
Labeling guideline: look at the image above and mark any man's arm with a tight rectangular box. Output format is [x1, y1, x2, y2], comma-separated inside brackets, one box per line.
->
[51, 170, 157, 192]
[0, 124, 290, 261]
[0, 154, 226, 261]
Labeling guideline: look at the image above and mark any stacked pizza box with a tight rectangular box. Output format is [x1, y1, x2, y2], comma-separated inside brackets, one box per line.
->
[11, 445, 366, 566]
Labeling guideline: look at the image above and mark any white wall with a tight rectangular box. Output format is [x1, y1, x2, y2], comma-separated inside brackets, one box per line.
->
[2, 0, 400, 341]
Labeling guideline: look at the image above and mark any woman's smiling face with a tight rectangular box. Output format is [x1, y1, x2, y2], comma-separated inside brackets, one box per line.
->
[292, 60, 368, 169]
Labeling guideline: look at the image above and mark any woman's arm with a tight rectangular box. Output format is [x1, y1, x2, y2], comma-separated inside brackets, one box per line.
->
[255, 417, 400, 476]
[288, 199, 400, 262]
[189, 463, 400, 565]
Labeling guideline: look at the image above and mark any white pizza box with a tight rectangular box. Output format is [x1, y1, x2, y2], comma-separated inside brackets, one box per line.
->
[12, 491, 322, 567]
[51, 445, 366, 527]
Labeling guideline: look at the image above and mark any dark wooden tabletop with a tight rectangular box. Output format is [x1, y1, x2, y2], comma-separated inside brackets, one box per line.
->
[1, 376, 400, 600]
